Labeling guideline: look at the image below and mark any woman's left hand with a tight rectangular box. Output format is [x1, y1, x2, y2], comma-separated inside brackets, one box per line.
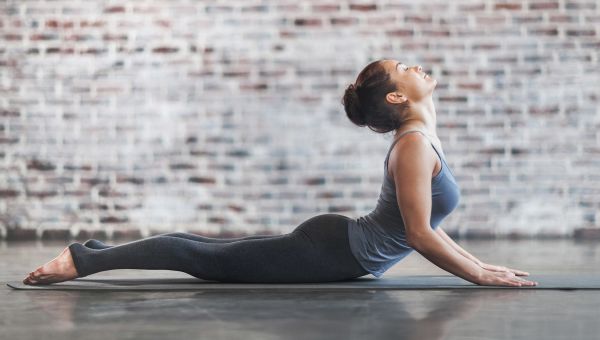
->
[475, 261, 530, 276]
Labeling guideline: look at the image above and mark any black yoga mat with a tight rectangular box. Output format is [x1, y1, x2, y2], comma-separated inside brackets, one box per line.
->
[6, 274, 600, 291]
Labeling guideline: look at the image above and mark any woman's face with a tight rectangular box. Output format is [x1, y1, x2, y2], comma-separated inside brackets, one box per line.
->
[382, 59, 437, 104]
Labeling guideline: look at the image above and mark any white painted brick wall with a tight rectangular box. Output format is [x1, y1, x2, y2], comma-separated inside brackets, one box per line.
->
[0, 0, 599, 240]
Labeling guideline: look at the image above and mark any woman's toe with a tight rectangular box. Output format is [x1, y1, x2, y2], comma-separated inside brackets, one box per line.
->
[32, 268, 45, 278]
[23, 277, 36, 285]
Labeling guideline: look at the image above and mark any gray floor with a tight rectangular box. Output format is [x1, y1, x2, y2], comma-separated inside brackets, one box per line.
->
[2, 239, 600, 340]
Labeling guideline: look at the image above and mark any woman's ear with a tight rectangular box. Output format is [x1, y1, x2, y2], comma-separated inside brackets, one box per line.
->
[386, 92, 407, 105]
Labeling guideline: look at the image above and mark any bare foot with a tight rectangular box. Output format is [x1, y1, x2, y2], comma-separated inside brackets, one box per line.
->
[23, 246, 80, 285]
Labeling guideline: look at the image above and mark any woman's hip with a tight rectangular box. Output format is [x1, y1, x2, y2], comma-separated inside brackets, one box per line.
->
[293, 213, 367, 278]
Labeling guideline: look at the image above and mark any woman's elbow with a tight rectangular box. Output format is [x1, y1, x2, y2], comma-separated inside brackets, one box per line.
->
[407, 229, 433, 249]
[407, 238, 422, 249]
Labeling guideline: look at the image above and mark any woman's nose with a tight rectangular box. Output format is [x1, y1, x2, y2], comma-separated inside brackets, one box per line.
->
[416, 65, 422, 72]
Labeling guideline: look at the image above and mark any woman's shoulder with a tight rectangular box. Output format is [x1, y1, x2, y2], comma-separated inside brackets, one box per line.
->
[386, 133, 441, 180]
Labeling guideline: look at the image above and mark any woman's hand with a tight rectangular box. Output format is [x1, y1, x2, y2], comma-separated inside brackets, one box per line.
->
[476, 269, 538, 287]
[476, 261, 530, 276]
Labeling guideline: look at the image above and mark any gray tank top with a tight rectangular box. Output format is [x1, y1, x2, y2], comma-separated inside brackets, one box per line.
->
[347, 130, 461, 277]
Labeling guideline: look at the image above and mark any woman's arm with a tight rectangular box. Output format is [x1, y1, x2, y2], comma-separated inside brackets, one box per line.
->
[435, 227, 482, 265]
[390, 135, 483, 283]
[389, 134, 532, 284]
[435, 227, 535, 277]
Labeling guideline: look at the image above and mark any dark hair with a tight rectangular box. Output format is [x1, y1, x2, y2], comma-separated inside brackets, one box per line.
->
[342, 59, 409, 134]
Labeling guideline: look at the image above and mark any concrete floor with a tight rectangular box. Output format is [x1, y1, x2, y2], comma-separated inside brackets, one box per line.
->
[2, 239, 600, 340]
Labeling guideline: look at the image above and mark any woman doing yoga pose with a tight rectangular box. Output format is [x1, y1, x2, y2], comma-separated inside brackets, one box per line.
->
[23, 59, 537, 287]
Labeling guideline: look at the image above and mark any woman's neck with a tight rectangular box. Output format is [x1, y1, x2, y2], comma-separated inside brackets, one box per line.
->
[396, 97, 437, 139]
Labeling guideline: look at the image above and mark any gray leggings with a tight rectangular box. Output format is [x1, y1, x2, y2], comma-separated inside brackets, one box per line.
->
[68, 213, 369, 283]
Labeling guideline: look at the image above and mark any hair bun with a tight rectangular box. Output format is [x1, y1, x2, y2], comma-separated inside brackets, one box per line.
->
[342, 83, 367, 126]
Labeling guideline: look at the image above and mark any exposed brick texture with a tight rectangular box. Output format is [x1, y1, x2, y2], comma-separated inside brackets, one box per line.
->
[0, 0, 599, 241]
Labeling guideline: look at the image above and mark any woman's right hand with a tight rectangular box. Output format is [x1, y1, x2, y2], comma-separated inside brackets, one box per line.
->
[476, 269, 538, 287]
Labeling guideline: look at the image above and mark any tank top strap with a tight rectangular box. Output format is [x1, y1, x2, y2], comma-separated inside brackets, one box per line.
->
[385, 129, 435, 165]
[426, 138, 445, 163]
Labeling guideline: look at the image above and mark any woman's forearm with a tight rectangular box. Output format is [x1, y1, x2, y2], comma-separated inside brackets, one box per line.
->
[409, 229, 483, 284]
[435, 227, 482, 265]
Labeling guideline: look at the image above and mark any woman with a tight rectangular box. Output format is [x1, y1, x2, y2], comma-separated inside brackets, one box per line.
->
[23, 59, 537, 287]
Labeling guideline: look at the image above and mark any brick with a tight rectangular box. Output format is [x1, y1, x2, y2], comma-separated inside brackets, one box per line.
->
[227, 204, 245, 212]
[81, 177, 110, 185]
[457, 82, 484, 90]
[329, 205, 353, 213]
[566, 2, 597, 10]
[512, 14, 544, 23]
[112, 229, 142, 240]
[528, 27, 559, 36]
[0, 136, 18, 144]
[6, 229, 37, 241]
[196, 203, 213, 210]
[98, 188, 128, 198]
[438, 95, 468, 103]
[116, 175, 144, 185]
[239, 82, 268, 91]
[27, 159, 56, 171]
[100, 216, 129, 223]
[27, 190, 58, 199]
[457, 4, 486, 11]
[584, 15, 600, 23]
[102, 33, 128, 41]
[503, 232, 534, 240]
[208, 216, 228, 225]
[472, 42, 501, 50]
[333, 176, 361, 184]
[30, 33, 58, 41]
[463, 229, 495, 239]
[152, 46, 179, 53]
[421, 29, 451, 37]
[349, 4, 377, 11]
[304, 177, 326, 185]
[405, 15, 433, 24]
[45, 47, 61, 54]
[268, 177, 288, 185]
[294, 18, 322, 27]
[330, 17, 359, 26]
[189, 176, 217, 184]
[81, 47, 107, 55]
[385, 29, 414, 37]
[41, 229, 71, 241]
[104, 6, 126, 13]
[573, 228, 600, 239]
[80, 20, 106, 28]
[226, 149, 251, 157]
[494, 3, 522, 10]
[529, 2, 559, 10]
[74, 229, 109, 241]
[0, 109, 20, 117]
[169, 163, 197, 170]
[549, 14, 580, 23]
[241, 5, 269, 13]
[3, 33, 22, 41]
[316, 191, 343, 199]
[205, 5, 234, 13]
[565, 29, 596, 36]
[312, 4, 341, 12]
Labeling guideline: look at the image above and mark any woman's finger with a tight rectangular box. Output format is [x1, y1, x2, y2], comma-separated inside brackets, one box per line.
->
[513, 277, 537, 285]
[488, 263, 529, 276]
[481, 263, 507, 272]
[501, 279, 521, 287]
[508, 267, 530, 276]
